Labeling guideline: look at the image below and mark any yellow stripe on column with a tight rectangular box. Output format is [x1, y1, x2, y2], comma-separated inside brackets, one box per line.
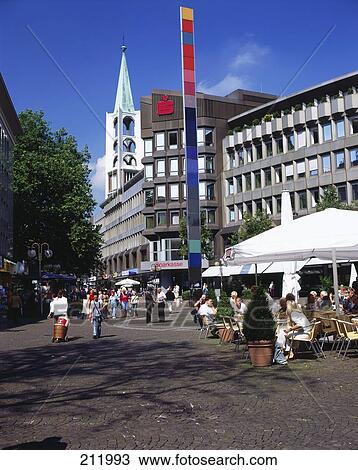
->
[181, 7, 193, 21]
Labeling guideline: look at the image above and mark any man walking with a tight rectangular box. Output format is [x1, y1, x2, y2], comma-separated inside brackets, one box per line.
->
[89, 294, 103, 339]
[109, 291, 118, 319]
[165, 286, 175, 313]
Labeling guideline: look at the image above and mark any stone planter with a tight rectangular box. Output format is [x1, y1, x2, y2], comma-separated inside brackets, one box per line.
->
[252, 125, 262, 139]
[331, 97, 344, 115]
[242, 128, 252, 142]
[282, 114, 293, 129]
[344, 93, 358, 111]
[318, 101, 331, 118]
[261, 121, 272, 136]
[234, 131, 243, 145]
[305, 106, 318, 122]
[293, 110, 305, 126]
[226, 134, 234, 148]
[272, 117, 282, 133]
[247, 340, 275, 367]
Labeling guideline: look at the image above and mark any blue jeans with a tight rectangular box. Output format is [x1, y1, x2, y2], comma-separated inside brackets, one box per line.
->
[92, 317, 101, 337]
[111, 305, 117, 318]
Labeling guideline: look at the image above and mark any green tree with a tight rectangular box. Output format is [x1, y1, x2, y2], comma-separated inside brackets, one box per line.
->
[13, 110, 102, 275]
[178, 213, 214, 260]
[216, 290, 233, 320]
[243, 286, 275, 341]
[229, 210, 273, 244]
[316, 185, 341, 211]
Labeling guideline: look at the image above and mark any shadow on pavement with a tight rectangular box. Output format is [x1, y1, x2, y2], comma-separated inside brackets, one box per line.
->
[3, 436, 67, 449]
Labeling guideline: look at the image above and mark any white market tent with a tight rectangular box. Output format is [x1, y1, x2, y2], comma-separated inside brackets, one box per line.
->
[223, 208, 358, 309]
[115, 278, 140, 286]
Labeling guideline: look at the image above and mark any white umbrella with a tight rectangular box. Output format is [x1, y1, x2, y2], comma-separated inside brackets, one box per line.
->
[281, 191, 301, 301]
[115, 278, 140, 286]
[349, 263, 358, 288]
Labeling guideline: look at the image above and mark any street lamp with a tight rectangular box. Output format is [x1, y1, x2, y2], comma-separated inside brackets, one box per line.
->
[28, 242, 53, 317]
[214, 259, 224, 292]
[150, 263, 161, 285]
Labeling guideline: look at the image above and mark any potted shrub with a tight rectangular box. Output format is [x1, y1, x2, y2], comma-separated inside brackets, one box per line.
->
[272, 111, 281, 118]
[243, 286, 276, 367]
[264, 114, 273, 122]
[216, 291, 233, 321]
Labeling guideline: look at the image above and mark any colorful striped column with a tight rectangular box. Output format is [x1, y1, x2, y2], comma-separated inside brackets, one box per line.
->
[180, 6, 201, 288]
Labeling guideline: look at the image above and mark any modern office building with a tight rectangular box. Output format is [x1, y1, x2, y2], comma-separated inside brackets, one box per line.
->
[140, 88, 276, 286]
[222, 71, 358, 247]
[0, 74, 22, 283]
[97, 46, 148, 282]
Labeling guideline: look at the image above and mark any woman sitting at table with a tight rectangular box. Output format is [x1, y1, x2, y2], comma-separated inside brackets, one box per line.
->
[305, 292, 318, 311]
[319, 291, 332, 311]
[284, 298, 313, 358]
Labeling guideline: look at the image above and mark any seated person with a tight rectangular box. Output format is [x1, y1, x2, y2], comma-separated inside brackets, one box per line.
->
[230, 291, 247, 323]
[284, 300, 312, 357]
[305, 292, 318, 311]
[198, 298, 217, 325]
[319, 293, 332, 311]
[343, 289, 356, 313]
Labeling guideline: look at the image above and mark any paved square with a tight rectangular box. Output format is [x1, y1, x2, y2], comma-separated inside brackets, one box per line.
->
[1, 309, 357, 450]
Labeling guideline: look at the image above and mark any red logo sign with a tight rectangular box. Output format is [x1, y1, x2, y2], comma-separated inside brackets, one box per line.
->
[157, 95, 174, 116]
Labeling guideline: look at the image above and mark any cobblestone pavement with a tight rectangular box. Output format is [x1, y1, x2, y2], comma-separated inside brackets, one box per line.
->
[0, 307, 358, 450]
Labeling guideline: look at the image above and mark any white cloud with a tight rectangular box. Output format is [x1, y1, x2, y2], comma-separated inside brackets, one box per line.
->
[232, 42, 269, 68]
[90, 155, 106, 191]
[198, 73, 249, 96]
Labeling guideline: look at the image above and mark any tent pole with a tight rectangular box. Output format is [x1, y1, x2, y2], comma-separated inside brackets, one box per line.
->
[255, 263, 258, 285]
[332, 248, 340, 314]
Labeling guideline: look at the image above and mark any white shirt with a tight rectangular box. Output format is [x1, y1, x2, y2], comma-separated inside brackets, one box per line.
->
[51, 296, 68, 317]
[290, 310, 311, 334]
[198, 304, 215, 320]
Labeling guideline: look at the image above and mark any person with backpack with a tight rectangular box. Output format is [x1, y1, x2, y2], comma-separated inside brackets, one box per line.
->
[89, 293, 103, 339]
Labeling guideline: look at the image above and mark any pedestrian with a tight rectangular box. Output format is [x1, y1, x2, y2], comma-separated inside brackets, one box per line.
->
[165, 286, 175, 313]
[109, 291, 118, 319]
[130, 291, 139, 317]
[145, 285, 155, 323]
[8, 288, 22, 326]
[89, 294, 103, 339]
[157, 288, 166, 322]
[173, 284, 180, 307]
[120, 288, 129, 318]
[202, 282, 209, 296]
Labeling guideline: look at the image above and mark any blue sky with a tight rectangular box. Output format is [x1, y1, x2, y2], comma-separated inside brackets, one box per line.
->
[1, 0, 358, 206]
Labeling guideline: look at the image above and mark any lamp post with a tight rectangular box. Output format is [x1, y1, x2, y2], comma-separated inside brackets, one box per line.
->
[28, 242, 53, 317]
[215, 259, 224, 292]
[150, 263, 161, 286]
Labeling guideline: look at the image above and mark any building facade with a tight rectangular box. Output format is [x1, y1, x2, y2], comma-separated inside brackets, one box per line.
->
[98, 47, 148, 282]
[140, 88, 276, 286]
[0, 74, 22, 282]
[221, 71, 358, 246]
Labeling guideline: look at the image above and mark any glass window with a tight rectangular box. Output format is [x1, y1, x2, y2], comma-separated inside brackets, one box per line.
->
[352, 182, 358, 201]
[145, 189, 154, 206]
[274, 166, 281, 183]
[145, 215, 155, 229]
[157, 159, 165, 177]
[287, 133, 294, 151]
[245, 174, 251, 191]
[310, 188, 319, 207]
[205, 128, 213, 146]
[236, 176, 242, 192]
[198, 156, 205, 173]
[336, 119, 345, 138]
[265, 140, 273, 157]
[157, 211, 166, 226]
[254, 171, 261, 189]
[144, 164, 153, 181]
[197, 128, 204, 146]
[108, 172, 117, 192]
[351, 117, 358, 134]
[227, 178, 234, 195]
[264, 168, 271, 186]
[199, 181, 206, 200]
[335, 151, 345, 169]
[265, 198, 272, 215]
[310, 127, 319, 145]
[228, 206, 235, 222]
[207, 209, 216, 224]
[170, 211, 180, 225]
[181, 129, 185, 148]
[256, 143, 262, 160]
[337, 185, 347, 202]
[321, 154, 331, 173]
[276, 136, 283, 154]
[276, 196, 282, 214]
[144, 139, 153, 156]
[155, 132, 165, 150]
[169, 184, 179, 200]
[350, 148, 358, 166]
[182, 157, 186, 175]
[322, 123, 332, 141]
[182, 183, 186, 200]
[246, 146, 252, 162]
[206, 155, 214, 173]
[169, 158, 178, 176]
[255, 200, 263, 212]
[285, 163, 294, 181]
[228, 151, 235, 169]
[245, 201, 252, 215]
[156, 185, 166, 202]
[238, 148, 244, 165]
[168, 131, 178, 149]
[237, 204, 243, 220]
[297, 160, 305, 178]
[308, 158, 318, 176]
[297, 130, 306, 148]
[207, 183, 215, 200]
[298, 191, 307, 209]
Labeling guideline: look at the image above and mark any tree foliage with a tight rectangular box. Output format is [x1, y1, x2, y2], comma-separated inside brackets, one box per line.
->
[316, 185, 358, 212]
[178, 213, 214, 260]
[13, 110, 102, 276]
[229, 210, 273, 245]
[243, 286, 275, 341]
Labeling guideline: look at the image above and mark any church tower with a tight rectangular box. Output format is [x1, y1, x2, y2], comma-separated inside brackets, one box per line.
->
[105, 45, 143, 198]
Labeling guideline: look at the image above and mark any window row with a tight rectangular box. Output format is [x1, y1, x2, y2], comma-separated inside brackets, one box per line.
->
[144, 155, 214, 180]
[145, 208, 217, 230]
[145, 181, 216, 204]
[226, 147, 358, 194]
[144, 128, 214, 155]
[226, 117, 358, 169]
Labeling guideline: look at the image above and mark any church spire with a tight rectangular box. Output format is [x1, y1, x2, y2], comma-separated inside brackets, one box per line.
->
[114, 44, 135, 113]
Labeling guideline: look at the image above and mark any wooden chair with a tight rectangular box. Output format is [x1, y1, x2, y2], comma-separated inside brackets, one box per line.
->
[335, 320, 358, 358]
[287, 321, 325, 358]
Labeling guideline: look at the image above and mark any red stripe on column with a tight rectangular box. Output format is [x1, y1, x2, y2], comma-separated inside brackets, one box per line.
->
[183, 44, 194, 58]
[182, 19, 193, 33]
[184, 69, 195, 82]
[184, 81, 195, 95]
[183, 56, 194, 70]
